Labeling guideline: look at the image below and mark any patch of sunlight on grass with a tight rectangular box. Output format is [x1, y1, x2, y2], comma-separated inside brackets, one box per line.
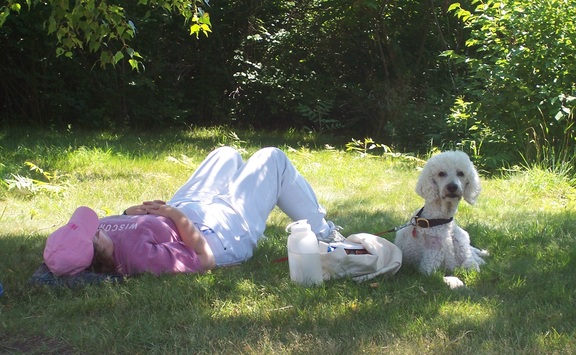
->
[438, 301, 495, 325]
[535, 328, 576, 353]
[65, 146, 113, 169]
[236, 278, 258, 295]
[496, 167, 576, 211]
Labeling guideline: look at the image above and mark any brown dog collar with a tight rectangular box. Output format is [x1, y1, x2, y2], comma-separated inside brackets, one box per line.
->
[411, 207, 453, 228]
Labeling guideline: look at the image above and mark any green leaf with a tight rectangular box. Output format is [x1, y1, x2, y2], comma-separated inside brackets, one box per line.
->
[128, 59, 140, 71]
[100, 50, 112, 65]
[190, 23, 201, 37]
[447, 3, 461, 12]
[200, 12, 211, 26]
[113, 50, 124, 64]
[201, 24, 211, 33]
[47, 17, 57, 34]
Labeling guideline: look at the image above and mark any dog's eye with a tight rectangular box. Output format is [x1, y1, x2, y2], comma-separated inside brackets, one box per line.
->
[457, 171, 465, 177]
[438, 171, 446, 177]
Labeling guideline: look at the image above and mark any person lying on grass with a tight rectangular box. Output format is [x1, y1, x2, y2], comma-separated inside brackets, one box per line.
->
[43, 146, 345, 277]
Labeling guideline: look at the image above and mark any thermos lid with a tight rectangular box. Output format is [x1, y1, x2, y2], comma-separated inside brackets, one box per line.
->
[286, 219, 311, 234]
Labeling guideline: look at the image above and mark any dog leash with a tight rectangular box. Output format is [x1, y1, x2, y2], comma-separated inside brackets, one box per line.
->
[375, 207, 454, 236]
[275, 207, 455, 263]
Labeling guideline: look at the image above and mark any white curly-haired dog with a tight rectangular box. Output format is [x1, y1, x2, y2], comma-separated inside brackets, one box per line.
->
[394, 151, 489, 288]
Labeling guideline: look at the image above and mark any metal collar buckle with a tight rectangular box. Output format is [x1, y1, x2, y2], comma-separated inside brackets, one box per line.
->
[411, 207, 453, 229]
[412, 217, 430, 228]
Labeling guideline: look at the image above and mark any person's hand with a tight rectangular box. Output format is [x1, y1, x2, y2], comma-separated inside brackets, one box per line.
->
[143, 200, 166, 207]
[143, 200, 167, 215]
[124, 201, 172, 216]
[143, 203, 172, 217]
[124, 205, 148, 215]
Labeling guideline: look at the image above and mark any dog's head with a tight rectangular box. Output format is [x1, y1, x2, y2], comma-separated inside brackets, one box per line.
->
[416, 151, 481, 205]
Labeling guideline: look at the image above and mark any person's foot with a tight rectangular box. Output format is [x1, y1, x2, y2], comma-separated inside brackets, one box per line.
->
[317, 222, 346, 243]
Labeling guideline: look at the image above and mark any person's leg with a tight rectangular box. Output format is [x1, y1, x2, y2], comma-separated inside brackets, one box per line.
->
[220, 147, 337, 239]
[168, 146, 244, 205]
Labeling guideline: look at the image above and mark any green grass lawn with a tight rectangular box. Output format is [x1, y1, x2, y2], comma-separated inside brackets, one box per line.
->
[1, 127, 575, 354]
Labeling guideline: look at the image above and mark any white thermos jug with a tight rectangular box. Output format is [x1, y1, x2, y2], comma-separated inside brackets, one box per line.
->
[286, 220, 323, 285]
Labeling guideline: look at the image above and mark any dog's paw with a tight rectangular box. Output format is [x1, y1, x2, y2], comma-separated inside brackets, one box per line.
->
[462, 259, 481, 271]
[471, 247, 489, 265]
[443, 276, 465, 289]
[472, 247, 489, 257]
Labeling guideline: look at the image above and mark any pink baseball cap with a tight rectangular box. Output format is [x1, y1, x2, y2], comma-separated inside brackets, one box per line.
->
[43, 206, 99, 276]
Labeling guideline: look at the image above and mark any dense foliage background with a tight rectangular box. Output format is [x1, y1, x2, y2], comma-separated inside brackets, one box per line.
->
[1, 0, 575, 170]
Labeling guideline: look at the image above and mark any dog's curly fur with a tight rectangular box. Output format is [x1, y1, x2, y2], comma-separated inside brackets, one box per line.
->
[394, 151, 488, 288]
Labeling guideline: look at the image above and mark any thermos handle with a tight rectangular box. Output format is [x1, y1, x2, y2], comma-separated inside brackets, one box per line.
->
[285, 219, 308, 233]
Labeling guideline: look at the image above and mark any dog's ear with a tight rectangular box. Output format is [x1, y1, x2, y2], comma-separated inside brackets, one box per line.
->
[463, 164, 481, 204]
[415, 167, 438, 201]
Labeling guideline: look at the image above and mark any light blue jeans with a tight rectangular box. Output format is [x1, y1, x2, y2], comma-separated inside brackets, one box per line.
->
[168, 147, 333, 266]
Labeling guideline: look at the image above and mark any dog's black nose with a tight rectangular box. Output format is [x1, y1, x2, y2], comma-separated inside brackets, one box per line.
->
[446, 183, 459, 193]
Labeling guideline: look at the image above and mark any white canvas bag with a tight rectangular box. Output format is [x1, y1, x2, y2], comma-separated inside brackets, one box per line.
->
[319, 233, 402, 282]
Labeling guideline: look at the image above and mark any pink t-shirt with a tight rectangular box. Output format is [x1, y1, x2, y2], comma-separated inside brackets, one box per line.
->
[98, 215, 203, 276]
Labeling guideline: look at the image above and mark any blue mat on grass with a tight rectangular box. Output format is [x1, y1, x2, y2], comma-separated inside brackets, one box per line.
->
[29, 263, 124, 288]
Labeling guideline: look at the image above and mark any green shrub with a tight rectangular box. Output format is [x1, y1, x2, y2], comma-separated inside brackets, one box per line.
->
[444, 0, 576, 169]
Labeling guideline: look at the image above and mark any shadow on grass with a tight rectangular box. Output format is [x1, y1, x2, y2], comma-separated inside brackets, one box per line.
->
[0, 127, 348, 158]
